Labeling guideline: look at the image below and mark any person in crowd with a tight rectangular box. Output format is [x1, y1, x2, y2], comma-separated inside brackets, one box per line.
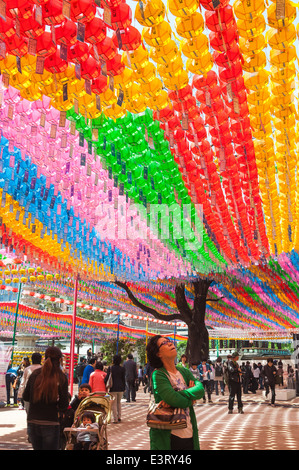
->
[59, 392, 75, 450]
[252, 363, 260, 394]
[277, 361, 284, 387]
[143, 362, 154, 393]
[123, 353, 138, 402]
[18, 352, 42, 413]
[257, 362, 264, 389]
[261, 358, 277, 407]
[5, 360, 19, 407]
[75, 358, 87, 386]
[214, 357, 225, 396]
[208, 360, 215, 394]
[190, 363, 200, 380]
[178, 354, 189, 369]
[198, 360, 213, 403]
[104, 354, 126, 424]
[146, 335, 204, 450]
[89, 361, 107, 393]
[138, 366, 145, 386]
[227, 352, 243, 414]
[73, 411, 99, 450]
[243, 361, 253, 394]
[82, 357, 96, 384]
[22, 346, 69, 450]
[70, 383, 91, 412]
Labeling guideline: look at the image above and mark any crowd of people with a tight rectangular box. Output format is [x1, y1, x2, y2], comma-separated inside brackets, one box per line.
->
[4, 341, 297, 451]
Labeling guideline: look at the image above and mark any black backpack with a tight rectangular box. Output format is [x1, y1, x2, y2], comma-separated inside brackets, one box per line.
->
[215, 363, 223, 377]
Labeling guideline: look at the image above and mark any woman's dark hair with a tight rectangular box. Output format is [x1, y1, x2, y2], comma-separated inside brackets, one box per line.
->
[23, 357, 30, 367]
[180, 354, 187, 361]
[33, 346, 66, 404]
[113, 354, 121, 366]
[95, 361, 103, 370]
[82, 411, 96, 423]
[31, 352, 42, 365]
[146, 335, 163, 369]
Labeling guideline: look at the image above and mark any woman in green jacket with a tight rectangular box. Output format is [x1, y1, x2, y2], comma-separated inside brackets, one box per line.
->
[146, 335, 204, 451]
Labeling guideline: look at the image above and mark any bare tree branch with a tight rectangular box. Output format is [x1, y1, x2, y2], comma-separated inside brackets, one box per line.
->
[174, 283, 193, 324]
[115, 280, 182, 322]
[206, 296, 224, 302]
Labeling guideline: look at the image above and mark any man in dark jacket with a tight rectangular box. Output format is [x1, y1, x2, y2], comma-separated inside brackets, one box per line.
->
[262, 358, 277, 407]
[123, 354, 137, 402]
[227, 352, 244, 414]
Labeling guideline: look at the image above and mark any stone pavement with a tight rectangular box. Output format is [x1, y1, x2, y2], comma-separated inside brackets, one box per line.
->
[1, 388, 299, 450]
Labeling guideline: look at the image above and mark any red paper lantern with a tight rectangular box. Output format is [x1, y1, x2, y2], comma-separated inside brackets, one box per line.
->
[42, 0, 64, 25]
[5, 33, 28, 56]
[80, 56, 100, 80]
[173, 96, 197, 114]
[0, 17, 15, 41]
[209, 25, 238, 52]
[94, 37, 116, 61]
[153, 106, 174, 123]
[91, 75, 108, 94]
[36, 31, 56, 57]
[19, 16, 44, 39]
[109, 3, 132, 30]
[199, 0, 229, 11]
[106, 54, 125, 76]
[192, 70, 218, 90]
[104, 0, 122, 7]
[55, 19, 77, 46]
[112, 25, 141, 51]
[85, 17, 106, 44]
[205, 6, 235, 32]
[70, 0, 96, 24]
[68, 41, 89, 64]
[195, 85, 221, 103]
[213, 43, 241, 68]
[44, 49, 67, 73]
[30, 0, 50, 5]
[168, 85, 193, 102]
[11, 3, 34, 19]
[219, 63, 243, 83]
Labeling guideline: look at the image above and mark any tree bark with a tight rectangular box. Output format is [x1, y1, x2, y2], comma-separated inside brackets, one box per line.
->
[115, 278, 214, 364]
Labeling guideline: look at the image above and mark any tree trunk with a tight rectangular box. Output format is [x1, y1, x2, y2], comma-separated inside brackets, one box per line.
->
[115, 278, 214, 365]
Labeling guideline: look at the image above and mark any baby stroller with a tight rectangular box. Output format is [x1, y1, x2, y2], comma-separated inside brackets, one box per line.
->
[64, 392, 114, 450]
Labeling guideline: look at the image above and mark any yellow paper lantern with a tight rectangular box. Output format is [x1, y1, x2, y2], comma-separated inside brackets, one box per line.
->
[135, 0, 165, 26]
[123, 46, 149, 69]
[140, 77, 163, 97]
[267, 25, 296, 50]
[233, 0, 265, 20]
[143, 21, 172, 47]
[9, 72, 31, 91]
[239, 34, 266, 54]
[150, 40, 179, 64]
[181, 34, 209, 59]
[186, 53, 213, 74]
[237, 16, 266, 38]
[168, 0, 199, 17]
[134, 62, 156, 83]
[267, 1, 296, 28]
[241, 50, 267, 72]
[176, 12, 204, 38]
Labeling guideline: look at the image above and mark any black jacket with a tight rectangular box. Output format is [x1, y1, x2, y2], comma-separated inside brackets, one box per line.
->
[123, 359, 137, 381]
[23, 368, 69, 423]
[227, 360, 242, 383]
[262, 364, 277, 386]
[104, 365, 126, 392]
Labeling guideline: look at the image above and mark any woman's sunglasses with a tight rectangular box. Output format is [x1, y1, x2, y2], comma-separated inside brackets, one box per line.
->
[158, 339, 173, 349]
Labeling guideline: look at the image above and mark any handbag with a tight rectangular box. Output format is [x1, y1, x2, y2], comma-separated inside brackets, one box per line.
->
[146, 396, 187, 430]
[106, 369, 113, 391]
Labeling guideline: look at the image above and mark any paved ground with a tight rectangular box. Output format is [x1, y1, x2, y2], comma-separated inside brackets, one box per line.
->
[1, 387, 299, 451]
